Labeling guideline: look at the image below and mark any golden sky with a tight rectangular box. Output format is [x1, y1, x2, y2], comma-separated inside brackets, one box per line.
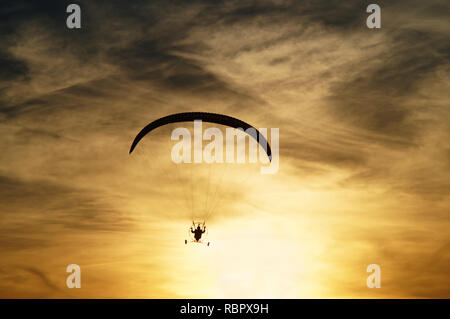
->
[0, 0, 449, 298]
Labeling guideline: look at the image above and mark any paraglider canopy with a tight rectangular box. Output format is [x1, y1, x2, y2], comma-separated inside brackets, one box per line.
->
[129, 112, 272, 161]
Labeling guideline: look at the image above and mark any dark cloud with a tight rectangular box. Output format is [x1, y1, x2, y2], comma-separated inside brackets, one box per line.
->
[21, 267, 65, 294]
[0, 51, 28, 81]
[0, 174, 136, 233]
[324, 11, 449, 144]
[0, 235, 50, 252]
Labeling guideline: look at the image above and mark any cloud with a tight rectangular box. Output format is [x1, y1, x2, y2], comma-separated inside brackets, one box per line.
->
[21, 267, 65, 294]
[0, 174, 136, 233]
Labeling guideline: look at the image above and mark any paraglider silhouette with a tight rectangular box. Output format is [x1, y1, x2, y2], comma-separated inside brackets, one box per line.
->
[129, 112, 272, 161]
[129, 112, 272, 246]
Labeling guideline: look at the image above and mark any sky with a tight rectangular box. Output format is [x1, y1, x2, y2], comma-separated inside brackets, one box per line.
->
[0, 0, 449, 298]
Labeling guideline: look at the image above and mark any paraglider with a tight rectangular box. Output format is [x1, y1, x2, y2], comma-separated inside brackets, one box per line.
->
[185, 221, 210, 246]
[129, 112, 274, 246]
